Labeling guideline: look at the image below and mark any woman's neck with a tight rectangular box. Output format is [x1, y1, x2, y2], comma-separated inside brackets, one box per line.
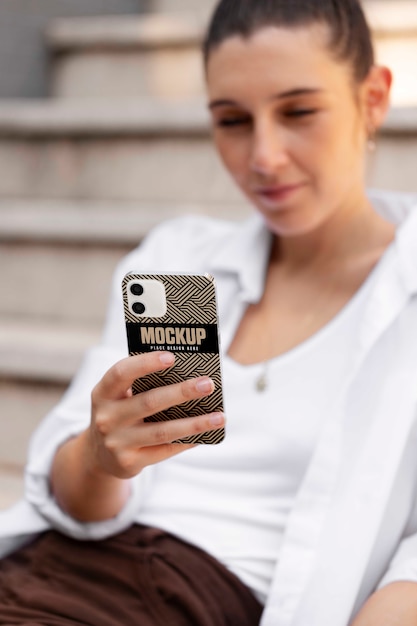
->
[271, 194, 396, 273]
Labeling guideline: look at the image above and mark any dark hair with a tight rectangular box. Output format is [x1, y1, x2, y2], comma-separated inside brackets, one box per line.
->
[203, 0, 374, 84]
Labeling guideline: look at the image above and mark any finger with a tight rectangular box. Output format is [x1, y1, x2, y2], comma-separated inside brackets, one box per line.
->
[94, 352, 175, 401]
[138, 442, 197, 467]
[92, 374, 216, 435]
[109, 442, 198, 479]
[113, 376, 216, 428]
[124, 411, 226, 449]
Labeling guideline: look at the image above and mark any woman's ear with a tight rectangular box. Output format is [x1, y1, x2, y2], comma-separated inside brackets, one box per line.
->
[362, 65, 393, 133]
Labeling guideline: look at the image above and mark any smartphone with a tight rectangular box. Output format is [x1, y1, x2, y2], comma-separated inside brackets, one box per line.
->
[122, 272, 225, 445]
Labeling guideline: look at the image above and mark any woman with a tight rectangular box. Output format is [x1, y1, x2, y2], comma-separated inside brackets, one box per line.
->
[0, 0, 417, 624]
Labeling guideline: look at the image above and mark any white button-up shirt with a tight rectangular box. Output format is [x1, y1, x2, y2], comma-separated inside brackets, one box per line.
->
[0, 190, 417, 626]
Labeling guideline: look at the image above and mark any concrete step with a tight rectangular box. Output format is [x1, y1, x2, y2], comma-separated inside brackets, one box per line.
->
[47, 13, 205, 101]
[0, 199, 249, 245]
[0, 319, 100, 384]
[0, 99, 243, 205]
[0, 379, 65, 465]
[0, 325, 90, 508]
[366, 1, 417, 107]
[0, 370, 70, 509]
[0, 199, 249, 325]
[46, 3, 417, 106]
[0, 471, 24, 510]
[0, 100, 415, 204]
[372, 107, 417, 191]
[151, 0, 216, 18]
[0, 238, 126, 326]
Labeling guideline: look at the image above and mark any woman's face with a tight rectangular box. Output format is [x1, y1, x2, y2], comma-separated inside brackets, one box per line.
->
[206, 25, 384, 237]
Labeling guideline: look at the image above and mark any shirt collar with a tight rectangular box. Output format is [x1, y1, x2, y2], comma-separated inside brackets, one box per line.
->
[367, 188, 417, 293]
[395, 203, 417, 295]
[208, 191, 417, 301]
[208, 212, 273, 303]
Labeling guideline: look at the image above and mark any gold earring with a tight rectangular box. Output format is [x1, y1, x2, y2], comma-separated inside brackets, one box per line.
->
[367, 127, 376, 153]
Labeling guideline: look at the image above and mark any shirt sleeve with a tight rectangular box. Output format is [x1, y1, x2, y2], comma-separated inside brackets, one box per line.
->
[377, 533, 417, 589]
[377, 456, 417, 589]
[24, 344, 146, 541]
[24, 216, 210, 540]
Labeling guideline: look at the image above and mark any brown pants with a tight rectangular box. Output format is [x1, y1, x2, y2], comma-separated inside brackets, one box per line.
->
[0, 525, 263, 626]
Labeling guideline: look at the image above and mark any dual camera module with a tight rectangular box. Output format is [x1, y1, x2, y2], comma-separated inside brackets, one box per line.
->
[127, 277, 167, 318]
[130, 283, 146, 314]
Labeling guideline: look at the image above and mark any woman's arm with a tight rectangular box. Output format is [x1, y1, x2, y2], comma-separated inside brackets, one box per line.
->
[350, 582, 417, 626]
[50, 429, 132, 523]
[50, 350, 224, 523]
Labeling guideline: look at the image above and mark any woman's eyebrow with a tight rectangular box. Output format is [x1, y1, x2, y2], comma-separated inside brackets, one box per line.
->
[208, 99, 239, 110]
[209, 88, 324, 109]
[271, 88, 324, 100]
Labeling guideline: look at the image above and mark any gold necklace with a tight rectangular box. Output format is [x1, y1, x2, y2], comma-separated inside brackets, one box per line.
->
[255, 360, 270, 392]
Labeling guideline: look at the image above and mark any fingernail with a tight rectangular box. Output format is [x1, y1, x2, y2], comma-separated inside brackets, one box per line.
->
[159, 352, 175, 366]
[195, 378, 214, 393]
[210, 412, 225, 427]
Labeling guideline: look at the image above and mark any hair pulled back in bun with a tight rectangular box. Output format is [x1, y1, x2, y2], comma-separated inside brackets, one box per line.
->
[203, 0, 374, 83]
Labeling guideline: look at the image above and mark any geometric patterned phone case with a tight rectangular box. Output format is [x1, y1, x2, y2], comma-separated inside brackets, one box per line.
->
[122, 272, 225, 444]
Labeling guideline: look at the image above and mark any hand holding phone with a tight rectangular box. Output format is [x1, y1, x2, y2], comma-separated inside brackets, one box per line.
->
[122, 272, 225, 445]
[51, 276, 225, 521]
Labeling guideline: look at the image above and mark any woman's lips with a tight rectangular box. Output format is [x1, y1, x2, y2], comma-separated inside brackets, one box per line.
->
[254, 182, 305, 206]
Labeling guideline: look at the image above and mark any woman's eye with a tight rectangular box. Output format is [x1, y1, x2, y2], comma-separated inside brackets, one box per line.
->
[216, 117, 251, 128]
[285, 109, 317, 118]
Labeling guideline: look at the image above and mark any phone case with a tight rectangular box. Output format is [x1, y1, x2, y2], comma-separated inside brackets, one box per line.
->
[122, 272, 225, 445]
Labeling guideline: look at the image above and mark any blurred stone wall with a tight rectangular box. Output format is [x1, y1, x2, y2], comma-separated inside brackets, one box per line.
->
[0, 0, 147, 98]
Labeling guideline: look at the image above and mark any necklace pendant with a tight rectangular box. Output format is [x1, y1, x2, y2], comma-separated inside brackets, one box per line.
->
[256, 373, 268, 392]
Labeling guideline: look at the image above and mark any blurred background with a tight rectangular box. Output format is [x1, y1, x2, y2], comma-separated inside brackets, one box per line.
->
[0, 0, 416, 508]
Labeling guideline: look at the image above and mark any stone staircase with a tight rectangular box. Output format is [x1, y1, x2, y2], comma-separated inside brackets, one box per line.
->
[47, 13, 206, 100]
[1, 0, 417, 509]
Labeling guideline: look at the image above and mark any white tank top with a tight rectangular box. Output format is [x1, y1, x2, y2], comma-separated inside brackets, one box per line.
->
[136, 270, 377, 603]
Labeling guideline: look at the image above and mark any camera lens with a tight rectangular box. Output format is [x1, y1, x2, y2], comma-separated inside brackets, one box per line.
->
[130, 283, 144, 296]
[132, 302, 146, 315]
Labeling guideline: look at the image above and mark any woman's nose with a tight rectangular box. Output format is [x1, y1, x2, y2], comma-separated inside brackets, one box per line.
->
[250, 123, 289, 176]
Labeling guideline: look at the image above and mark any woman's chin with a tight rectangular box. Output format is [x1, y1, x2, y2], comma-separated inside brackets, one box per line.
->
[259, 209, 324, 238]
